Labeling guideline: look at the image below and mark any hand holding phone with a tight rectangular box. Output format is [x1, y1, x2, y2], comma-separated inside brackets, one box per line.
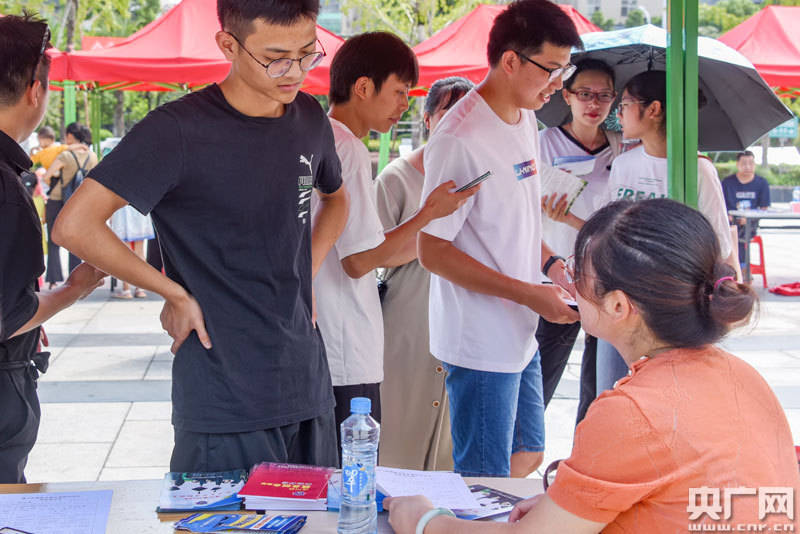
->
[456, 170, 492, 192]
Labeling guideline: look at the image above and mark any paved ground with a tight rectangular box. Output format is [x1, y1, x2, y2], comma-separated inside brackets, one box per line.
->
[24, 218, 800, 483]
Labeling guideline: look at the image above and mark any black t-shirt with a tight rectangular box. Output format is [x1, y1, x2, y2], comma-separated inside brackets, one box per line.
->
[0, 130, 43, 363]
[89, 86, 342, 433]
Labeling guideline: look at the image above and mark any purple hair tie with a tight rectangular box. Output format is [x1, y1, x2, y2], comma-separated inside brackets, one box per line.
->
[714, 276, 735, 290]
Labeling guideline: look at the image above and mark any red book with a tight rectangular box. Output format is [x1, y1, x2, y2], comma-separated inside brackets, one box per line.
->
[239, 463, 335, 511]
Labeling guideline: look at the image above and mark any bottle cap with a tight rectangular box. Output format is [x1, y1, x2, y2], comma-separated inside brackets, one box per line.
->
[350, 397, 371, 414]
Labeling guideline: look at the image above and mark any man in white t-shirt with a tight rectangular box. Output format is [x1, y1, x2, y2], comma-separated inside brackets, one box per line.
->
[312, 32, 476, 444]
[418, 0, 582, 478]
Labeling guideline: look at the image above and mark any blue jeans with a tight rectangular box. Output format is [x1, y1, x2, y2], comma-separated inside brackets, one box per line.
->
[443, 352, 545, 477]
[595, 339, 630, 394]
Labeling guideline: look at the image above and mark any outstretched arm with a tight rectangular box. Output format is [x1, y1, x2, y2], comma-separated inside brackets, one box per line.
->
[52, 178, 211, 353]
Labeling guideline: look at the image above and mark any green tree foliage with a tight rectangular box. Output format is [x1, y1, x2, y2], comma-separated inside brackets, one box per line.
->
[624, 9, 645, 27]
[590, 9, 616, 31]
[341, 0, 488, 44]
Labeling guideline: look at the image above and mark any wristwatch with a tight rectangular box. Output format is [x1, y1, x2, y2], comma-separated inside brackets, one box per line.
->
[542, 255, 566, 278]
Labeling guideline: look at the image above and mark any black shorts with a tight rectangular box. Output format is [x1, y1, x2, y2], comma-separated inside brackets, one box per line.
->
[170, 408, 339, 472]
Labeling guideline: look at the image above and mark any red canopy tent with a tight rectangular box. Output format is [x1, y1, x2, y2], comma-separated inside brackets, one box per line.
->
[719, 6, 800, 93]
[56, 0, 343, 95]
[413, 4, 601, 89]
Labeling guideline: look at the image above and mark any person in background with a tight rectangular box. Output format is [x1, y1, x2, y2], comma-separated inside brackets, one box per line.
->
[721, 150, 771, 267]
[29, 126, 66, 170]
[314, 33, 474, 444]
[385, 198, 799, 534]
[53, 0, 349, 473]
[537, 58, 622, 425]
[418, 0, 582, 478]
[0, 13, 105, 483]
[42, 122, 96, 288]
[376, 76, 474, 471]
[109, 206, 155, 298]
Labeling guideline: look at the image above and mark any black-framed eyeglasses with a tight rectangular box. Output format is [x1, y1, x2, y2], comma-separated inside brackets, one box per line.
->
[30, 25, 51, 87]
[568, 89, 616, 103]
[228, 32, 326, 79]
[514, 51, 576, 83]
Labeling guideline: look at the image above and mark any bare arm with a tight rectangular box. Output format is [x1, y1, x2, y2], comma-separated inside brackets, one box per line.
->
[542, 193, 585, 231]
[52, 178, 211, 353]
[417, 232, 578, 323]
[310, 184, 349, 279]
[340, 181, 476, 279]
[11, 264, 105, 338]
[42, 158, 64, 187]
[386, 494, 604, 534]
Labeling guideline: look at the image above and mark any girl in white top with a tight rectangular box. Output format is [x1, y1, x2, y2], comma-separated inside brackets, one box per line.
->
[537, 59, 622, 423]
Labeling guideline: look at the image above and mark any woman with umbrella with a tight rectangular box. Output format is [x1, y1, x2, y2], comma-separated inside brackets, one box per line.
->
[538, 58, 624, 426]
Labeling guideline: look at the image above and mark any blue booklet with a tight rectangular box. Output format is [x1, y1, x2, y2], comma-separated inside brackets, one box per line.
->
[174, 513, 306, 533]
[157, 470, 247, 513]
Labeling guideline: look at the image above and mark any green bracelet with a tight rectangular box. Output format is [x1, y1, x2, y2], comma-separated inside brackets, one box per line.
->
[416, 507, 455, 534]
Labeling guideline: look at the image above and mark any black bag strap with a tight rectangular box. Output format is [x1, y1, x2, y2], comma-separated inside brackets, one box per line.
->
[69, 150, 91, 173]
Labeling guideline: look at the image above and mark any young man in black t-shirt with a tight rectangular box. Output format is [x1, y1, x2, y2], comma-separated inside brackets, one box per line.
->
[0, 14, 105, 483]
[53, 0, 348, 471]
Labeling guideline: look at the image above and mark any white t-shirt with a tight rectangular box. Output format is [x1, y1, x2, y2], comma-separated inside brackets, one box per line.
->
[421, 89, 542, 373]
[540, 127, 615, 258]
[311, 117, 385, 386]
[607, 145, 732, 259]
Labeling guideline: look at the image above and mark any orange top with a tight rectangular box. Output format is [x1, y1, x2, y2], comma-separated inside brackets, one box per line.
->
[30, 143, 67, 169]
[548, 346, 800, 533]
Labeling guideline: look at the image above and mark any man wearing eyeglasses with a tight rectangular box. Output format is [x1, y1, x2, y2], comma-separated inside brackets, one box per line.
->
[417, 0, 582, 479]
[53, 0, 348, 472]
[0, 13, 106, 483]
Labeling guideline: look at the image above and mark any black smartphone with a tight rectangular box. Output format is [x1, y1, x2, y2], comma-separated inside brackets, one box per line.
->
[456, 170, 492, 192]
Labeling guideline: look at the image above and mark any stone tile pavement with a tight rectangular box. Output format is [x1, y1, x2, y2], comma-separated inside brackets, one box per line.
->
[23, 223, 800, 483]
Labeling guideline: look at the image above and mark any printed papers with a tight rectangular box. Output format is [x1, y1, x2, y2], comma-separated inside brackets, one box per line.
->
[375, 467, 479, 510]
[0, 490, 112, 534]
[453, 484, 525, 520]
[552, 155, 596, 177]
[540, 165, 588, 216]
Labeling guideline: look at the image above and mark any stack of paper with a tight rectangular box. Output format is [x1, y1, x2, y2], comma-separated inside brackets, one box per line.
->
[540, 164, 588, 215]
[374, 467, 479, 510]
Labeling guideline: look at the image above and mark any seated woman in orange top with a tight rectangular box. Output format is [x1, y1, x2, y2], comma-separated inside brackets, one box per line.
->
[386, 198, 800, 534]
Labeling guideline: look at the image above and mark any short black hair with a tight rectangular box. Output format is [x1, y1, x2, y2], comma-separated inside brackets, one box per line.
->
[217, 0, 319, 38]
[66, 122, 92, 145]
[0, 12, 51, 107]
[737, 150, 755, 161]
[564, 58, 615, 91]
[329, 32, 418, 105]
[38, 125, 56, 140]
[424, 76, 474, 116]
[487, 0, 583, 68]
[575, 199, 757, 348]
[623, 70, 667, 132]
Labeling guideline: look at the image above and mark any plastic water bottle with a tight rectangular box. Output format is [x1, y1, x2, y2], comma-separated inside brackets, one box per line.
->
[793, 186, 800, 203]
[337, 397, 380, 534]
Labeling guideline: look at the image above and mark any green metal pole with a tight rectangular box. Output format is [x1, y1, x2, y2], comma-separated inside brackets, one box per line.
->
[666, 0, 685, 203]
[63, 80, 77, 125]
[378, 130, 391, 174]
[683, 0, 699, 209]
[91, 89, 102, 156]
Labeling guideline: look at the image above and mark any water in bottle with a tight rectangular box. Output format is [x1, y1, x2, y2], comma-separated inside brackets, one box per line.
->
[793, 186, 800, 203]
[337, 397, 380, 534]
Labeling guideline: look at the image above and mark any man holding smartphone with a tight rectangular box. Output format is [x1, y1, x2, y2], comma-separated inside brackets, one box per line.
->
[418, 0, 582, 478]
